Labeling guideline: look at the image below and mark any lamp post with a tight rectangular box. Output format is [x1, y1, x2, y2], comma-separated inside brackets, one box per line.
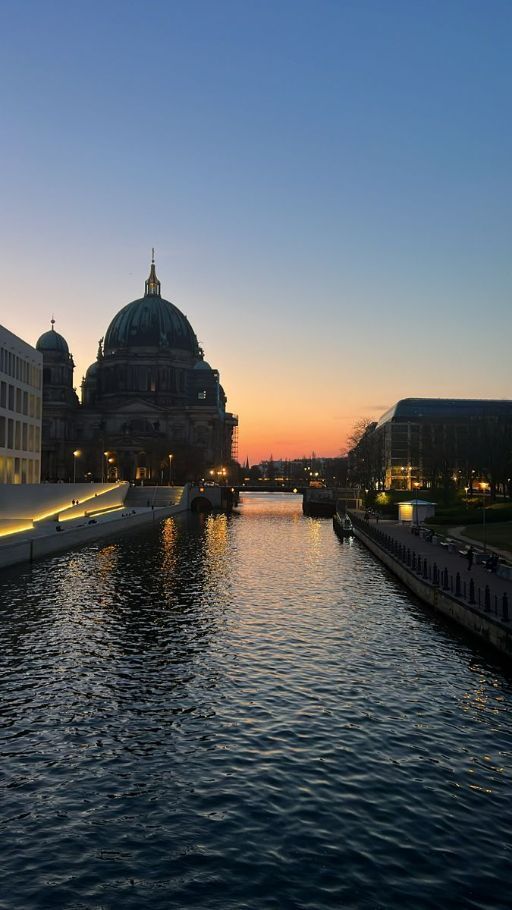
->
[73, 450, 81, 484]
[413, 482, 421, 526]
[168, 454, 173, 486]
[103, 451, 109, 484]
[480, 482, 488, 553]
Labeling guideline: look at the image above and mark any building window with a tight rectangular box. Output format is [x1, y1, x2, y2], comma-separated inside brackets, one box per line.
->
[198, 390, 207, 400]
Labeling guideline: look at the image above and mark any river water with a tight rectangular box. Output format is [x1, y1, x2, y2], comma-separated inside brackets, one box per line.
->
[1, 492, 511, 909]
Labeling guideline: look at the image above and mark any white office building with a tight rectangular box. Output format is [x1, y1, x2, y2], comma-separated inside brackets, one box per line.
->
[0, 324, 43, 483]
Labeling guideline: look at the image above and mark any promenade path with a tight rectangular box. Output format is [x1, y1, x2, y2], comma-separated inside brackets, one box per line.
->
[449, 524, 512, 562]
[352, 513, 512, 630]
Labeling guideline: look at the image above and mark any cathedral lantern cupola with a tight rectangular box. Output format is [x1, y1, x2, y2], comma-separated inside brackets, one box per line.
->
[145, 249, 161, 297]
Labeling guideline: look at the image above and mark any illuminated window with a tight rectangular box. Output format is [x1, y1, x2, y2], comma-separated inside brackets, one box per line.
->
[198, 390, 206, 400]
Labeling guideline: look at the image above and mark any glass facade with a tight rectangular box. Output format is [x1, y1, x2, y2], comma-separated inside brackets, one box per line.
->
[0, 325, 43, 483]
[378, 399, 512, 490]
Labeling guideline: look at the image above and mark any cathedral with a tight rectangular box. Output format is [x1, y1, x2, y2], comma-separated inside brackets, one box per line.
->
[36, 256, 238, 483]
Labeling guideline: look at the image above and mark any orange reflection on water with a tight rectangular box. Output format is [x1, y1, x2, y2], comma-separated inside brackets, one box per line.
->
[97, 543, 119, 578]
[204, 513, 229, 576]
[161, 517, 178, 577]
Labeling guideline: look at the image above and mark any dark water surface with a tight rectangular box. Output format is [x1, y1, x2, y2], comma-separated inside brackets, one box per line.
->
[1, 493, 512, 909]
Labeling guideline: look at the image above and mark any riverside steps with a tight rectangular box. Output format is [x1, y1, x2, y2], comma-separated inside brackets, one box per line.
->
[0, 488, 187, 570]
[0, 482, 238, 570]
[348, 511, 512, 658]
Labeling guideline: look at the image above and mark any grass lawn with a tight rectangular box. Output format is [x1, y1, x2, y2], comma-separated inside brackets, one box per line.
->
[460, 522, 512, 556]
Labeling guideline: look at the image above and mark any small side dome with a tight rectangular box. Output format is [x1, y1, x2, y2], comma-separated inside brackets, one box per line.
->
[36, 326, 69, 354]
[85, 362, 98, 379]
[193, 359, 212, 370]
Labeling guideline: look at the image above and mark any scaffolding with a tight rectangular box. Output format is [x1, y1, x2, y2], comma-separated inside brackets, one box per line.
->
[230, 422, 239, 462]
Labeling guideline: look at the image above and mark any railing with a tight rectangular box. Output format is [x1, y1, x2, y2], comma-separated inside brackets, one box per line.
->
[350, 512, 510, 624]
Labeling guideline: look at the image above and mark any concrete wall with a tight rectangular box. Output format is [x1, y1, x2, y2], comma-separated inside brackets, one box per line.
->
[0, 501, 187, 570]
[353, 525, 512, 658]
[0, 482, 128, 521]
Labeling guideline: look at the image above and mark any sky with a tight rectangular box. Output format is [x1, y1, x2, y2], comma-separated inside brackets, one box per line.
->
[0, 0, 511, 463]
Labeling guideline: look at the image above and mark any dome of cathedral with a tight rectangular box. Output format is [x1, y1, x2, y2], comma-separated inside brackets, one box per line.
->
[36, 323, 69, 354]
[103, 258, 199, 355]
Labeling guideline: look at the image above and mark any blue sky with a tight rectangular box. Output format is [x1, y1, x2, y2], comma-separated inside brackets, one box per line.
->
[1, 0, 511, 460]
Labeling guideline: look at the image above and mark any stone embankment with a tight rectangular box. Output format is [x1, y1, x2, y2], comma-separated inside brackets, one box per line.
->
[0, 482, 237, 570]
[0, 490, 187, 570]
[349, 511, 512, 658]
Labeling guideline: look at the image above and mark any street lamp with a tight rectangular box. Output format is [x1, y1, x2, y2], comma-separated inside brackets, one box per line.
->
[413, 481, 421, 526]
[480, 482, 488, 553]
[168, 454, 173, 486]
[73, 450, 81, 484]
[103, 451, 109, 484]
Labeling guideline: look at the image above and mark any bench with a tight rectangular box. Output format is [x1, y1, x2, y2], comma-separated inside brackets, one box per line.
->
[439, 539, 457, 552]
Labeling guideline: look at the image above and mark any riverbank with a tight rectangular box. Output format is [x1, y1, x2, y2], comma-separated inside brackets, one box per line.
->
[0, 502, 187, 569]
[349, 511, 512, 658]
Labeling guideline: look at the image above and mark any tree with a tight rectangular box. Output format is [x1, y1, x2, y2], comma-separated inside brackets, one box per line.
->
[347, 418, 383, 489]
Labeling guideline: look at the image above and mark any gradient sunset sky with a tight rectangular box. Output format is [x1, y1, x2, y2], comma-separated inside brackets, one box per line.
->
[1, 1, 511, 463]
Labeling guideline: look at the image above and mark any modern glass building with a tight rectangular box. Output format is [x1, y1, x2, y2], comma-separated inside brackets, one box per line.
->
[0, 325, 43, 483]
[350, 398, 512, 491]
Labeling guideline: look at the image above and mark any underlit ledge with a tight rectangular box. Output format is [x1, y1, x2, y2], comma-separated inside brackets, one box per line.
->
[0, 482, 129, 533]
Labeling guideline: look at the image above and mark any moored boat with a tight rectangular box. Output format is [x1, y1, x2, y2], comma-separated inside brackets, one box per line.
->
[333, 511, 354, 539]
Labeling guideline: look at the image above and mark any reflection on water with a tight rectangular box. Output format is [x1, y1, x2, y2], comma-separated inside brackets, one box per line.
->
[1, 493, 512, 910]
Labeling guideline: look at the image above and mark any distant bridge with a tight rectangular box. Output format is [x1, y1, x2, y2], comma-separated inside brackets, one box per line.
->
[235, 485, 362, 516]
[235, 484, 305, 493]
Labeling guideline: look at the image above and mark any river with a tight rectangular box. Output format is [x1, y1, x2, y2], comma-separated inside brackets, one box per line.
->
[1, 492, 511, 909]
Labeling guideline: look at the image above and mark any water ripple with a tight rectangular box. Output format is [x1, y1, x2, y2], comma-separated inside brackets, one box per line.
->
[0, 494, 511, 909]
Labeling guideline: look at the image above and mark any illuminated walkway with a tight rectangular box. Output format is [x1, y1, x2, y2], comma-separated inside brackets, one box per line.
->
[350, 512, 512, 633]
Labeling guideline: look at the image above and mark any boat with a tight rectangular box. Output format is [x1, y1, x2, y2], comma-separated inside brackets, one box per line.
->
[333, 511, 354, 539]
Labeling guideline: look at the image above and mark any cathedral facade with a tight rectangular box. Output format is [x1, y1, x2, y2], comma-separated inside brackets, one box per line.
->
[37, 258, 238, 483]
